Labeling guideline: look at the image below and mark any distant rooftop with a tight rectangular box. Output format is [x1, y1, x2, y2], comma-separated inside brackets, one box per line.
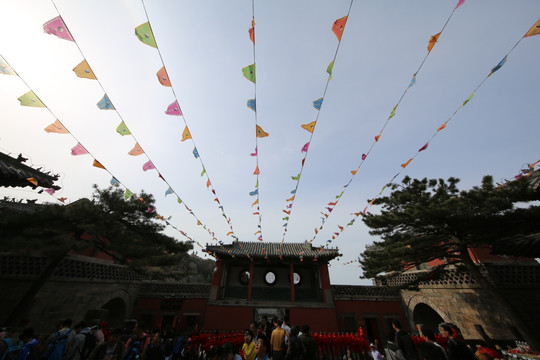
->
[206, 242, 341, 261]
[0, 152, 60, 190]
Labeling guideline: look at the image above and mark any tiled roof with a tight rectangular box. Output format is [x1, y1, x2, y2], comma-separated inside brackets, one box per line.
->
[206, 242, 340, 261]
[332, 285, 400, 299]
[0, 152, 60, 190]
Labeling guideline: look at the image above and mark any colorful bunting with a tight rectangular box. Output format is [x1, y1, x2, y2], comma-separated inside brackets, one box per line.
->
[135, 22, 157, 48]
[388, 105, 398, 120]
[489, 56, 507, 76]
[157, 66, 171, 87]
[201, 167, 206, 177]
[166, 100, 182, 116]
[71, 143, 89, 156]
[97, 94, 115, 110]
[26, 177, 38, 186]
[193, 147, 199, 158]
[256, 125, 269, 138]
[247, 99, 256, 111]
[455, 0, 466, 10]
[332, 16, 348, 41]
[461, 92, 474, 107]
[524, 18, 540, 37]
[401, 158, 413, 168]
[351, 170, 357, 175]
[45, 188, 56, 195]
[437, 121, 448, 132]
[252, 198, 259, 206]
[73, 60, 96, 80]
[361, 154, 367, 160]
[301, 121, 316, 133]
[124, 189, 134, 200]
[0, 56, 16, 75]
[418, 142, 429, 152]
[301, 142, 310, 153]
[206, 179, 211, 188]
[427, 32, 441, 53]
[249, 19, 255, 43]
[242, 64, 256, 83]
[181, 126, 192, 141]
[92, 159, 106, 169]
[291, 174, 301, 181]
[313, 98, 323, 110]
[375, 131, 382, 142]
[408, 74, 416, 88]
[18, 91, 44, 107]
[253, 165, 260, 175]
[58, 197, 67, 203]
[128, 143, 144, 156]
[143, 160, 155, 171]
[250, 146, 258, 156]
[327, 60, 334, 80]
[45, 120, 69, 134]
[286, 195, 295, 202]
[43, 16, 74, 42]
[110, 177, 120, 186]
[249, 189, 258, 196]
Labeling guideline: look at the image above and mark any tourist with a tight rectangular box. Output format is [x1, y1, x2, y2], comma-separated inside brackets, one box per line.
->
[369, 343, 384, 360]
[439, 325, 475, 360]
[242, 330, 256, 360]
[270, 319, 286, 360]
[260, 317, 272, 337]
[298, 325, 316, 360]
[392, 321, 418, 360]
[255, 336, 270, 360]
[123, 323, 151, 360]
[65, 321, 95, 360]
[43, 319, 75, 360]
[223, 342, 242, 360]
[87, 328, 124, 360]
[17, 328, 39, 360]
[416, 329, 446, 360]
[282, 317, 291, 336]
[384, 332, 406, 360]
[285, 326, 304, 360]
[146, 331, 164, 360]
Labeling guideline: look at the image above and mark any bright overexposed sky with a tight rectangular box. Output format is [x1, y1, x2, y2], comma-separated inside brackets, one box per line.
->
[1, 0, 539, 285]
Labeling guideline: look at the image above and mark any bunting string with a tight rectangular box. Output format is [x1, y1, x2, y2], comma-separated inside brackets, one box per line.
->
[320, 18, 540, 249]
[307, 0, 468, 247]
[280, 0, 355, 246]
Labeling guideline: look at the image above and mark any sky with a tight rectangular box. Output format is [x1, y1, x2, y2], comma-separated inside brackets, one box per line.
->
[0, 0, 539, 285]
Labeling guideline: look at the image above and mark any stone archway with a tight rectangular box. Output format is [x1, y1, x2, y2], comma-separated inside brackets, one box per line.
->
[101, 297, 126, 327]
[413, 303, 445, 331]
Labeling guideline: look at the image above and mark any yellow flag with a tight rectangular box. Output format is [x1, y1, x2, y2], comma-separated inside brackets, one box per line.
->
[427, 32, 441, 53]
[401, 158, 413, 168]
[27, 177, 38, 186]
[73, 60, 96, 80]
[256, 125, 269, 138]
[524, 18, 540, 37]
[301, 121, 316, 133]
[18, 91, 45, 107]
[181, 126, 192, 141]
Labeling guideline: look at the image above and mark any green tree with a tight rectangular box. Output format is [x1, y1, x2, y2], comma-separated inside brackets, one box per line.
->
[360, 174, 540, 349]
[0, 185, 193, 326]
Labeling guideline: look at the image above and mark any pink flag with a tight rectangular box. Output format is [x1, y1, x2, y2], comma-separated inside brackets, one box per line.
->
[165, 100, 182, 116]
[301, 142, 310, 153]
[250, 146, 258, 156]
[361, 154, 367, 160]
[143, 160, 155, 171]
[455, 0, 465, 9]
[418, 142, 429, 152]
[45, 188, 56, 195]
[43, 16, 74, 41]
[71, 143, 89, 155]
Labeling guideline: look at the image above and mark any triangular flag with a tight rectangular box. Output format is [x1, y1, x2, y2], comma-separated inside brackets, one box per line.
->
[427, 32, 441, 53]
[455, 0, 465, 9]
[135, 22, 157, 48]
[0, 56, 16, 75]
[92, 159, 106, 169]
[361, 154, 367, 160]
[375, 131, 382, 142]
[286, 195, 295, 202]
[524, 18, 540, 37]
[408, 74, 416, 88]
[26, 177, 38, 186]
[301, 142, 310, 153]
[43, 16, 74, 41]
[388, 105, 398, 120]
[116, 121, 131, 136]
[252, 198, 259, 206]
[143, 160, 155, 171]
[256, 125, 269, 138]
[291, 173, 301, 181]
[418, 142, 429, 152]
[332, 16, 348, 41]
[461, 92, 474, 107]
[301, 121, 316, 133]
[249, 19, 255, 43]
[181, 126, 192, 141]
[201, 167, 206, 177]
[165, 100, 182, 116]
[250, 146, 258, 156]
[327, 60, 334, 80]
[177, 197, 182, 204]
[124, 189, 134, 200]
[437, 121, 449, 132]
[489, 56, 507, 76]
[206, 178, 211, 188]
[249, 189, 258, 196]
[110, 177, 120, 186]
[253, 165, 260, 175]
[45, 188, 56, 195]
[401, 158, 413, 168]
[97, 94, 115, 110]
[45, 120, 69, 134]
[73, 60, 96, 80]
[351, 170, 357, 175]
[58, 197, 67, 203]
[247, 99, 256, 111]
[157, 66, 171, 87]
[242, 64, 256, 83]
[71, 143, 89, 156]
[193, 147, 199, 158]
[313, 98, 323, 110]
[18, 91, 45, 107]
[128, 143, 144, 156]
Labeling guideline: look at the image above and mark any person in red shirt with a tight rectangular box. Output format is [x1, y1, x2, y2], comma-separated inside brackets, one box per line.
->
[123, 324, 151, 360]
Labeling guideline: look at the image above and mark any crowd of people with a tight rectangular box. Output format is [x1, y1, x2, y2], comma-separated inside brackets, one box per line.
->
[0, 317, 512, 360]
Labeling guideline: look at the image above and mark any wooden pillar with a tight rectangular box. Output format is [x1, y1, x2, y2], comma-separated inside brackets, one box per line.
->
[248, 261, 254, 301]
[290, 262, 295, 302]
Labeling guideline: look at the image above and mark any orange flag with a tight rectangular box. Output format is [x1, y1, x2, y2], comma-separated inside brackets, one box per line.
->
[351, 170, 357, 175]
[26, 177, 38, 186]
[206, 178, 211, 188]
[157, 66, 171, 87]
[128, 143, 144, 156]
[253, 165, 260, 175]
[73, 60, 96, 80]
[256, 125, 269, 138]
[252, 198, 259, 206]
[428, 32, 441, 53]
[301, 121, 316, 133]
[249, 19, 255, 43]
[328, 201, 337, 206]
[401, 158, 413, 168]
[92, 159, 106, 169]
[44, 120, 69, 134]
[332, 16, 348, 41]
[286, 195, 295, 202]
[181, 126, 191, 141]
[437, 121, 449, 132]
[524, 19, 540, 37]
[375, 131, 382, 142]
